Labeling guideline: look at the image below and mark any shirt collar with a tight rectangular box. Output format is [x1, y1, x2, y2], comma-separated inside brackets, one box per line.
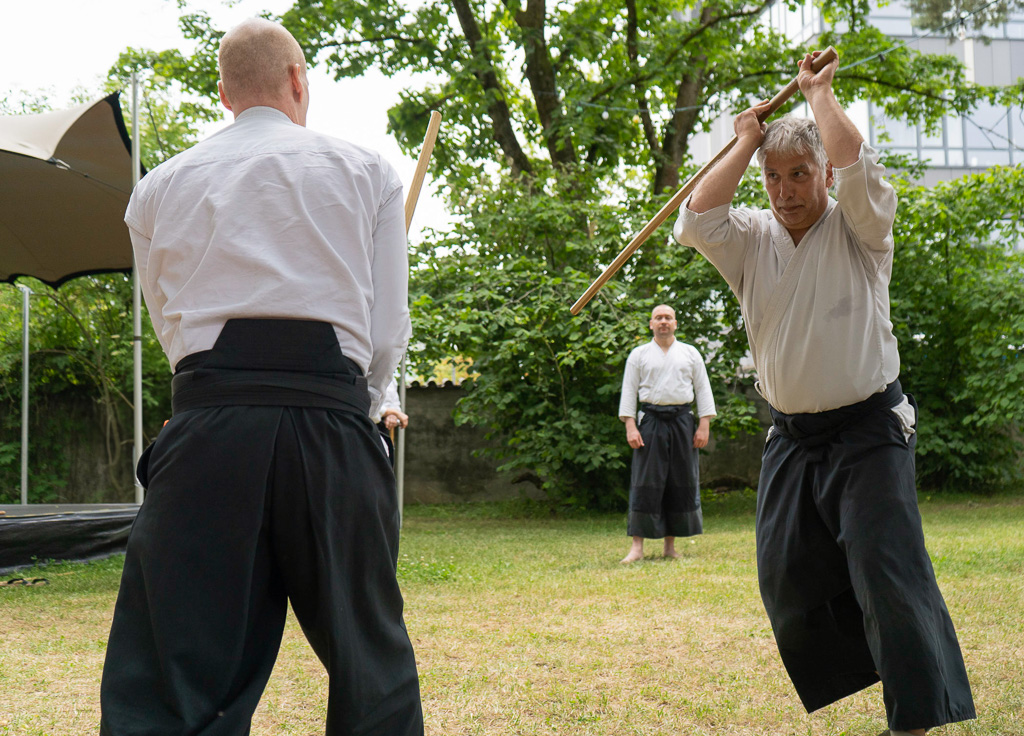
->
[234, 106, 295, 125]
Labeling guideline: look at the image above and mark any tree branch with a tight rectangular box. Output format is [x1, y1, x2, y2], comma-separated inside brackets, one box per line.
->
[503, 0, 577, 166]
[626, 0, 662, 157]
[451, 0, 534, 177]
[317, 34, 425, 49]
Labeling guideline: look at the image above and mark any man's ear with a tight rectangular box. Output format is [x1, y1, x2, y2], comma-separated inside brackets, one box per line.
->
[289, 63, 304, 98]
[218, 80, 232, 112]
[825, 162, 834, 189]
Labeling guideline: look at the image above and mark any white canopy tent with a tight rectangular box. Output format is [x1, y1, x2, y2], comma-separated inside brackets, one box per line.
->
[0, 90, 144, 504]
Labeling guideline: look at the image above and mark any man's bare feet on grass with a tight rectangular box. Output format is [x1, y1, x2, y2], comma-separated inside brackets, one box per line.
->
[621, 537, 645, 564]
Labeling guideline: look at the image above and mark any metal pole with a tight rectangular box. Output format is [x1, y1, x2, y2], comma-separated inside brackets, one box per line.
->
[396, 356, 407, 526]
[17, 284, 32, 505]
[131, 72, 144, 505]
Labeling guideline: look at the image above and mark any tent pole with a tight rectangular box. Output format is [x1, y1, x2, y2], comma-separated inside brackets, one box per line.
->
[396, 356, 407, 527]
[17, 284, 32, 505]
[131, 72, 144, 505]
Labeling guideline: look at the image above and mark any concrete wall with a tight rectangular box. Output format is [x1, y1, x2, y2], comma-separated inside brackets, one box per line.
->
[400, 384, 770, 503]
[698, 386, 771, 491]
[400, 384, 531, 504]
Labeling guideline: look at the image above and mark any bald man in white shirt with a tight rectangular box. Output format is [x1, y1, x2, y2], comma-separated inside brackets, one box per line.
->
[618, 304, 716, 563]
[673, 52, 973, 736]
[100, 19, 423, 736]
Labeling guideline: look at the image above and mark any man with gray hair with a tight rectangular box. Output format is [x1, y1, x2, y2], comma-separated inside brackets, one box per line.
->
[673, 52, 974, 735]
[100, 18, 423, 735]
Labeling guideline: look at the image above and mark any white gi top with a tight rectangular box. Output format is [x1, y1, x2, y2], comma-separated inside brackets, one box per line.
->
[618, 340, 717, 420]
[125, 106, 410, 414]
[673, 143, 900, 415]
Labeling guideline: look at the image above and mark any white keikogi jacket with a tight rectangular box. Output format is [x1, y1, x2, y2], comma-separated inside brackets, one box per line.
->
[673, 143, 906, 417]
[618, 340, 717, 422]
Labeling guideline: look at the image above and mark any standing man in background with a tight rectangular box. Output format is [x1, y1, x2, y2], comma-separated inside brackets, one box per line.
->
[618, 304, 716, 563]
[674, 50, 974, 736]
[100, 18, 423, 736]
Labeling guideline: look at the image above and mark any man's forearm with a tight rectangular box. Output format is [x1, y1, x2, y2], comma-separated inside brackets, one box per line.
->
[805, 88, 863, 169]
[687, 136, 761, 213]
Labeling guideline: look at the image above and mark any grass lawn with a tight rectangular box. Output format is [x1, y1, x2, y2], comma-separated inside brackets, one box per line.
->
[1, 493, 1021, 735]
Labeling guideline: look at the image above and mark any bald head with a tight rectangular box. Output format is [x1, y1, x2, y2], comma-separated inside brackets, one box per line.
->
[649, 304, 678, 343]
[218, 18, 309, 123]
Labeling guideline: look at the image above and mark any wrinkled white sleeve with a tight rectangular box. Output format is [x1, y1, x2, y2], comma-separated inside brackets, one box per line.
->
[834, 143, 898, 256]
[689, 347, 717, 419]
[618, 350, 640, 419]
[124, 181, 171, 367]
[380, 380, 402, 413]
[673, 200, 762, 296]
[366, 165, 411, 418]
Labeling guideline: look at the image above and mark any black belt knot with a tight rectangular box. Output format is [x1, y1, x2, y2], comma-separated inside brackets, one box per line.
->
[769, 381, 904, 461]
[641, 403, 691, 419]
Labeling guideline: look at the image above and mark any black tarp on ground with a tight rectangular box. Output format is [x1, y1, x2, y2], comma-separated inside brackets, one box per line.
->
[0, 504, 138, 573]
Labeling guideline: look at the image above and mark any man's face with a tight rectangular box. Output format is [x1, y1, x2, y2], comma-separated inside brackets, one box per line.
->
[762, 150, 833, 240]
[649, 307, 677, 338]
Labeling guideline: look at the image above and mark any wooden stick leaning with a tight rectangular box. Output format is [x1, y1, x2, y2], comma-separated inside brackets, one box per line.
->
[405, 110, 443, 233]
[569, 46, 838, 315]
[397, 110, 441, 527]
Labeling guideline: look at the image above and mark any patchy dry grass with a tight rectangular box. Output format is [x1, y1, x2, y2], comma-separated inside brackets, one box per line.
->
[0, 493, 1021, 735]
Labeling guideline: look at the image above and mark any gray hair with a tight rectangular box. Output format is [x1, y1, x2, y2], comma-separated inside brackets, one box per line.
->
[756, 115, 828, 173]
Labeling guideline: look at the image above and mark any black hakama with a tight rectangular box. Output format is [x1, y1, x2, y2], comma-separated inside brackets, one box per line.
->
[100, 320, 423, 736]
[627, 404, 703, 539]
[756, 381, 975, 731]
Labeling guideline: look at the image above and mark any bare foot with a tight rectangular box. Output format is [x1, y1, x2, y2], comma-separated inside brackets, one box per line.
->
[620, 551, 644, 564]
[663, 549, 681, 559]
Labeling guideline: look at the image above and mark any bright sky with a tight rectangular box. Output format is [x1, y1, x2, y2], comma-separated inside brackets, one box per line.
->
[0, 0, 447, 238]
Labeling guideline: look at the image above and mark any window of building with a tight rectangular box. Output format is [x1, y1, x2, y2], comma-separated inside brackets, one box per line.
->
[1011, 106, 1024, 148]
[870, 102, 1018, 167]
[874, 116, 918, 147]
[870, 0, 914, 35]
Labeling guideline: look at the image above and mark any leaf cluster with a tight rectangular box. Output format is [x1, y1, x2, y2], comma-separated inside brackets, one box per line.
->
[0, 276, 172, 501]
[890, 162, 1024, 490]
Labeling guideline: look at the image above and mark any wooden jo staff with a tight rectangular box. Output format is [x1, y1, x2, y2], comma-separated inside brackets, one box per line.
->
[405, 110, 443, 232]
[396, 110, 442, 523]
[570, 46, 839, 315]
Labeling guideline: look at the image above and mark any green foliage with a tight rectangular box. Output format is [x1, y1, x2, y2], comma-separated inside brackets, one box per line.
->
[105, 44, 222, 169]
[890, 163, 1024, 491]
[0, 276, 172, 503]
[272, 0, 1017, 189]
[410, 164, 760, 509]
